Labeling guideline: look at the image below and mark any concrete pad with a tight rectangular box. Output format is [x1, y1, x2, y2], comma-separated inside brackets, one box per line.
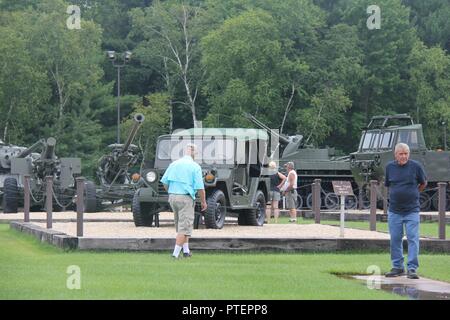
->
[353, 275, 450, 300]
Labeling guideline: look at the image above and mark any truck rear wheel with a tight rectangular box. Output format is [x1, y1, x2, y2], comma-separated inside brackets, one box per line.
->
[205, 190, 226, 229]
[238, 190, 265, 226]
[3, 178, 19, 213]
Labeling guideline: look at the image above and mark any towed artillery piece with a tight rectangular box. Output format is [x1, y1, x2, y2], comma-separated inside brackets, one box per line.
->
[2, 137, 97, 213]
[0, 139, 42, 210]
[95, 113, 146, 210]
[350, 114, 450, 211]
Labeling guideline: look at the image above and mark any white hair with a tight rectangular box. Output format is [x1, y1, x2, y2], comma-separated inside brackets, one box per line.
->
[185, 143, 198, 155]
[395, 143, 410, 153]
[269, 161, 277, 169]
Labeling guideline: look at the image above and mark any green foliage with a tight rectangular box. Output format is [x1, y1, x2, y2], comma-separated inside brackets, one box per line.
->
[121, 92, 171, 161]
[0, 13, 51, 143]
[202, 9, 288, 128]
[1, 0, 450, 169]
[297, 87, 352, 145]
[407, 42, 450, 148]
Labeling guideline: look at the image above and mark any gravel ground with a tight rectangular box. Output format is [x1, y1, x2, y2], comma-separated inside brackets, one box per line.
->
[32, 218, 391, 239]
[2, 210, 442, 240]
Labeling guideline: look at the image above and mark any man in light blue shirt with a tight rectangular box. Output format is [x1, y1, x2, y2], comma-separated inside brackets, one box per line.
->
[161, 143, 207, 258]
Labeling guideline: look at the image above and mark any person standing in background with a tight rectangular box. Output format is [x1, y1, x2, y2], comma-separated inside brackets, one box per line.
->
[266, 161, 286, 224]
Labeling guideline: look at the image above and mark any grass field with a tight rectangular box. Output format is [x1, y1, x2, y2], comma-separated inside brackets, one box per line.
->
[1, 224, 450, 300]
[272, 217, 450, 239]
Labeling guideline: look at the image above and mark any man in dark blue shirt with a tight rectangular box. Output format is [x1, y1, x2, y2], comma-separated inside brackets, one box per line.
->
[384, 143, 427, 279]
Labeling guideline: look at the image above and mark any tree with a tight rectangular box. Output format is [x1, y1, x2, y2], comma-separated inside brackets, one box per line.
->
[201, 9, 291, 128]
[407, 42, 450, 148]
[121, 92, 171, 162]
[26, 0, 104, 135]
[130, 0, 204, 128]
[0, 11, 50, 143]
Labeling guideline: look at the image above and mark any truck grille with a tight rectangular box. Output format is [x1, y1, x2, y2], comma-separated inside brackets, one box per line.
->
[158, 182, 168, 195]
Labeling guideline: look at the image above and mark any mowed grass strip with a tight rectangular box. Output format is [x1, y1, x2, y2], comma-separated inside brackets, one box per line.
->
[1, 224, 449, 300]
[274, 217, 450, 239]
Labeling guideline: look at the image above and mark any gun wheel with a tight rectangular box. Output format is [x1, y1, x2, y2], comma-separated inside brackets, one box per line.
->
[3, 178, 19, 213]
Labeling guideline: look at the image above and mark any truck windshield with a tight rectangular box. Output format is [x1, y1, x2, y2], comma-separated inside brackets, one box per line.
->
[397, 130, 419, 149]
[157, 138, 235, 163]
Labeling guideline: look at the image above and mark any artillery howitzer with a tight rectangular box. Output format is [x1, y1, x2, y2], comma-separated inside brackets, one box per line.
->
[3, 137, 97, 213]
[96, 113, 146, 209]
[1, 139, 44, 211]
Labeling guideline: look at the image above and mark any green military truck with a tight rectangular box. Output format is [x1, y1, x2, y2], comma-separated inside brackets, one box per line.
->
[132, 128, 271, 229]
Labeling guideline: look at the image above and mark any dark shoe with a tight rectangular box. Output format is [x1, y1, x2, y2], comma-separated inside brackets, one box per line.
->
[183, 252, 192, 258]
[407, 270, 419, 279]
[385, 268, 405, 277]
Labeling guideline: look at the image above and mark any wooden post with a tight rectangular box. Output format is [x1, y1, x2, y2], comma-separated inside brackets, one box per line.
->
[340, 195, 345, 237]
[23, 175, 31, 223]
[370, 180, 377, 231]
[76, 177, 85, 237]
[314, 179, 321, 224]
[438, 182, 446, 240]
[46, 176, 53, 229]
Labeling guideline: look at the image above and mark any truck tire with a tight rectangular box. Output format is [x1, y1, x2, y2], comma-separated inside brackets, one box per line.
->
[238, 190, 265, 226]
[205, 189, 226, 229]
[83, 181, 98, 213]
[132, 191, 154, 227]
[3, 178, 19, 213]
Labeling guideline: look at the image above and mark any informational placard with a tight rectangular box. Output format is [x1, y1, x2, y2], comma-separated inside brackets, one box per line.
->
[331, 181, 354, 238]
[332, 181, 354, 196]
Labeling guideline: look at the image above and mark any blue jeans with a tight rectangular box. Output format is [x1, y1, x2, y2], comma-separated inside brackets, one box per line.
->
[388, 210, 420, 271]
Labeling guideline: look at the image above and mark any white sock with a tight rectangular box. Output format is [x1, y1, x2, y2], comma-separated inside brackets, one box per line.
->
[183, 243, 190, 253]
[172, 245, 182, 257]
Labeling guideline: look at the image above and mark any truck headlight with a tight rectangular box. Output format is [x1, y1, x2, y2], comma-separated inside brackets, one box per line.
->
[146, 171, 157, 183]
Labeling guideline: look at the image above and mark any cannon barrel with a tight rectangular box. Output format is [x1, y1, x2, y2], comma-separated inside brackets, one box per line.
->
[122, 113, 145, 152]
[41, 137, 56, 160]
[16, 139, 46, 159]
[244, 113, 291, 145]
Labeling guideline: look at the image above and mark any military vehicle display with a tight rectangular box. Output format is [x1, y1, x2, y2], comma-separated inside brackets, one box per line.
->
[132, 128, 270, 228]
[95, 113, 146, 210]
[246, 113, 450, 211]
[244, 113, 359, 210]
[2, 137, 97, 213]
[350, 114, 450, 211]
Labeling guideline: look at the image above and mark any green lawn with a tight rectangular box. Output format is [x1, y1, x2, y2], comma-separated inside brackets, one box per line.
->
[273, 217, 450, 239]
[1, 224, 450, 300]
